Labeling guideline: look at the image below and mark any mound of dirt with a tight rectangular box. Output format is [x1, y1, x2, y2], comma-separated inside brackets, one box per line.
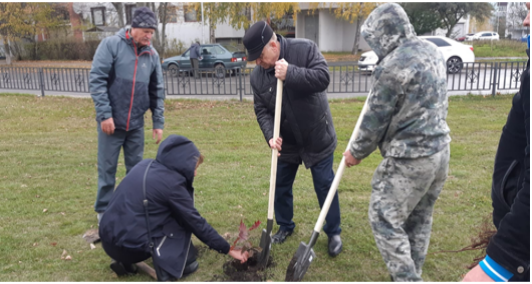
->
[212, 248, 275, 282]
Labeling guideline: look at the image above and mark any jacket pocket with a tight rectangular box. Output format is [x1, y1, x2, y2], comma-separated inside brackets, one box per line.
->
[304, 113, 333, 153]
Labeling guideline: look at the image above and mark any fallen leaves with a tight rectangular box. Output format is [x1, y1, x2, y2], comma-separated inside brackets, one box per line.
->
[82, 229, 100, 244]
[61, 249, 72, 260]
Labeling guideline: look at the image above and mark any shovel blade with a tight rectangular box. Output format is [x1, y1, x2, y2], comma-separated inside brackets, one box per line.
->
[257, 228, 271, 269]
[285, 241, 316, 282]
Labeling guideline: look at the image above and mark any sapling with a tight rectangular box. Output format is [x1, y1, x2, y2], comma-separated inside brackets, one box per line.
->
[230, 219, 261, 253]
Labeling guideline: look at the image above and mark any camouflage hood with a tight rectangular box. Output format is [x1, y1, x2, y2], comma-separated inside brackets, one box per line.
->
[361, 3, 416, 61]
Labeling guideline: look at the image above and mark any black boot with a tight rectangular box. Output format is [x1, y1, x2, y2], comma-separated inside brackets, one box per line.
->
[110, 261, 138, 276]
[272, 229, 293, 244]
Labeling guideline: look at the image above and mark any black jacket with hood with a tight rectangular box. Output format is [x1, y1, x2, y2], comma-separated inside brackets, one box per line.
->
[99, 135, 229, 279]
[487, 49, 530, 281]
[250, 35, 337, 168]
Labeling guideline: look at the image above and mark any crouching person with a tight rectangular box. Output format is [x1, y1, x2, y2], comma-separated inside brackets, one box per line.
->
[99, 135, 248, 281]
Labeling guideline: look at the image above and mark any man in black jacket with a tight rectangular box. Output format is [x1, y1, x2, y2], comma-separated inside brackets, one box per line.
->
[463, 2, 529, 281]
[243, 21, 342, 257]
[99, 135, 248, 281]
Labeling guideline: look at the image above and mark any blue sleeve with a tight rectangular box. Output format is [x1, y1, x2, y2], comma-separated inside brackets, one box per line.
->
[89, 38, 114, 122]
[479, 255, 514, 282]
[149, 53, 165, 129]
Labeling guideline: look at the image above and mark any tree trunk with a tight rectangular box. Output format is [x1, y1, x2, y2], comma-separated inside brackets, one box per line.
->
[3, 36, 11, 64]
[111, 2, 124, 27]
[210, 22, 215, 43]
[159, 2, 168, 58]
[351, 16, 362, 55]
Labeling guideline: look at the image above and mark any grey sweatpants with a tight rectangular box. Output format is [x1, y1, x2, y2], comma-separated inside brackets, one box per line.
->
[94, 123, 144, 213]
[369, 144, 450, 282]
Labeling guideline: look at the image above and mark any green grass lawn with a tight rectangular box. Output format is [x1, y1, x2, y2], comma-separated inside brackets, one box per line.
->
[0, 93, 513, 281]
[471, 39, 528, 58]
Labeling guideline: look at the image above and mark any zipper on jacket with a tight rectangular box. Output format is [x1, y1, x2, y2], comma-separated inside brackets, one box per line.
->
[179, 194, 194, 277]
[156, 236, 167, 256]
[126, 30, 138, 131]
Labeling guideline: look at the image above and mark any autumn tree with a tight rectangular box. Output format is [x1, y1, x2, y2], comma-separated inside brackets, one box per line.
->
[433, 3, 494, 38]
[400, 3, 445, 35]
[0, 3, 66, 60]
[191, 3, 300, 32]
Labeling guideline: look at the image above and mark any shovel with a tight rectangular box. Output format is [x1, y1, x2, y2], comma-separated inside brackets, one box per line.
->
[257, 78, 284, 270]
[285, 93, 372, 281]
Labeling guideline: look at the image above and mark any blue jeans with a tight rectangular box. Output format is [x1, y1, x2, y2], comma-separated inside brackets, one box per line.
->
[274, 154, 342, 237]
[94, 124, 144, 213]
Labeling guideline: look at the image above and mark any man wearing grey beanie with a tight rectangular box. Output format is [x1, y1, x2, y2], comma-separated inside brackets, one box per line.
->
[89, 5, 165, 232]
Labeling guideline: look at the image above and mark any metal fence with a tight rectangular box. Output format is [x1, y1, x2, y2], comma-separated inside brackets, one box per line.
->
[0, 61, 526, 99]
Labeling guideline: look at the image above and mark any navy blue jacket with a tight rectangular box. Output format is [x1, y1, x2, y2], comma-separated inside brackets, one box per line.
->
[99, 135, 229, 279]
[487, 50, 529, 281]
[90, 28, 165, 131]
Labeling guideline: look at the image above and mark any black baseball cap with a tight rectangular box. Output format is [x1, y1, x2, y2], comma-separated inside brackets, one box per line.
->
[243, 21, 274, 61]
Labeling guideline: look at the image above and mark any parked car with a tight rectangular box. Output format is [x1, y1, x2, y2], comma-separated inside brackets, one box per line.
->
[466, 31, 500, 41]
[162, 44, 247, 78]
[358, 36, 475, 74]
[456, 33, 474, 42]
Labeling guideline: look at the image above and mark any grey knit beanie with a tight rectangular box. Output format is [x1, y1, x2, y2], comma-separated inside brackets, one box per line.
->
[131, 7, 157, 30]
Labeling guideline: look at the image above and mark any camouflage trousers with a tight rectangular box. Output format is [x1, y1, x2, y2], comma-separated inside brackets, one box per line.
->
[369, 144, 450, 282]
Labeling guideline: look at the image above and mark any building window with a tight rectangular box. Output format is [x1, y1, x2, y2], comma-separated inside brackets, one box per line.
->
[91, 7, 106, 26]
[184, 5, 201, 22]
[159, 5, 177, 23]
[125, 4, 137, 25]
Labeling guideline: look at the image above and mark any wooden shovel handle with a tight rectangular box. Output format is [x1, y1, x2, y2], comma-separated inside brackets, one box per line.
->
[314, 94, 371, 232]
[267, 79, 283, 220]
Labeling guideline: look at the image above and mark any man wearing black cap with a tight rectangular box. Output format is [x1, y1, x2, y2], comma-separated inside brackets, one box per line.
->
[243, 21, 342, 257]
[90, 6, 165, 226]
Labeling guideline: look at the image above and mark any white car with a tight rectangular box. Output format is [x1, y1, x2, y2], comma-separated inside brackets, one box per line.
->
[358, 36, 475, 74]
[466, 31, 500, 41]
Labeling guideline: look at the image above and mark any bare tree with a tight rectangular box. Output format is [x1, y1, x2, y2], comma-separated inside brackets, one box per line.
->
[111, 2, 124, 27]
[506, 2, 529, 38]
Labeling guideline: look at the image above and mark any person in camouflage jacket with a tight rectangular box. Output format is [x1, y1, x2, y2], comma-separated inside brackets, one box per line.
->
[343, 3, 451, 281]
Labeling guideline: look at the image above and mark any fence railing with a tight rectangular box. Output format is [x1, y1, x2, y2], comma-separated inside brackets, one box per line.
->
[0, 61, 526, 99]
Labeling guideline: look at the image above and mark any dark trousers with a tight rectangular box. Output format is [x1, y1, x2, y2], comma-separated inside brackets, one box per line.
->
[94, 124, 144, 213]
[190, 58, 199, 78]
[101, 240, 197, 267]
[274, 153, 342, 237]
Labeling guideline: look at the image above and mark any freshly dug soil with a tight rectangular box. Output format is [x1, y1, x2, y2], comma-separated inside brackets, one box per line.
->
[212, 248, 275, 281]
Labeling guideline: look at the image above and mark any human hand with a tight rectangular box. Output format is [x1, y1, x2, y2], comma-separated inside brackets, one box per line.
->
[101, 117, 115, 135]
[462, 264, 494, 282]
[275, 59, 288, 81]
[269, 137, 283, 156]
[343, 150, 362, 168]
[228, 249, 249, 264]
[153, 129, 163, 144]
